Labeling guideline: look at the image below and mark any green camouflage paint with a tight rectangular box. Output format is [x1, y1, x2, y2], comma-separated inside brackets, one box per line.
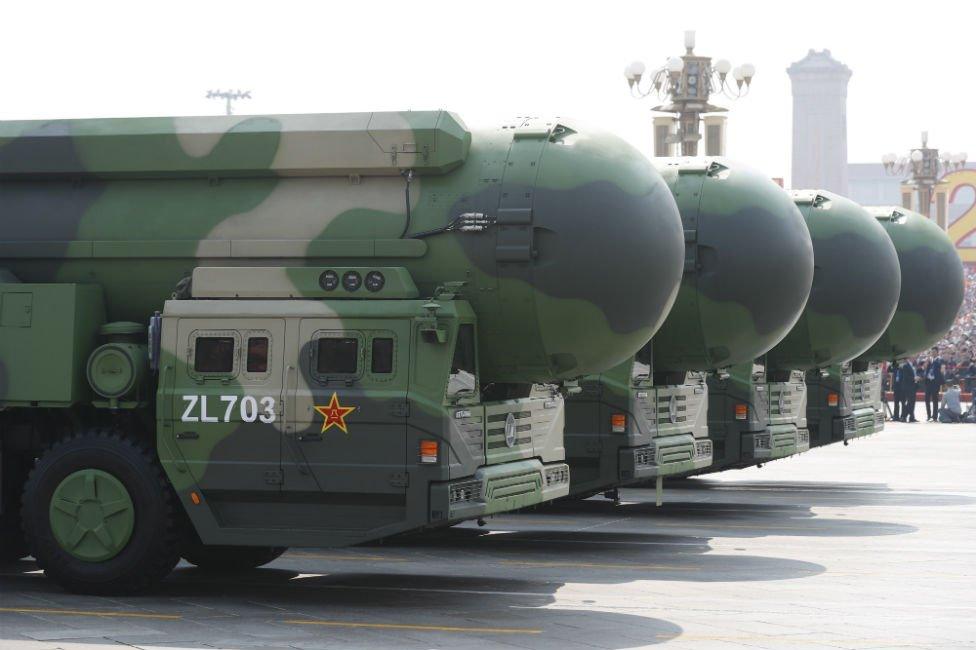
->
[0, 112, 686, 575]
[565, 158, 814, 497]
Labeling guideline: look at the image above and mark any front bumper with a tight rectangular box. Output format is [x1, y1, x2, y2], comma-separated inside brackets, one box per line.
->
[743, 425, 810, 462]
[843, 407, 882, 440]
[433, 459, 570, 522]
[619, 433, 712, 481]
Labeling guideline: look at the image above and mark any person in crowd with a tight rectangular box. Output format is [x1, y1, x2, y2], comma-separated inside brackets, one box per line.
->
[891, 361, 903, 421]
[925, 351, 945, 422]
[939, 384, 963, 423]
[900, 358, 918, 422]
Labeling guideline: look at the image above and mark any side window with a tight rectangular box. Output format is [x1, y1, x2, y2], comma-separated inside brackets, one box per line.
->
[247, 337, 269, 373]
[371, 337, 394, 374]
[446, 324, 477, 398]
[190, 332, 240, 378]
[312, 331, 364, 382]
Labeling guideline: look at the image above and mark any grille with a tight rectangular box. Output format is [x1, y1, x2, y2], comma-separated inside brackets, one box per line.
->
[486, 410, 532, 450]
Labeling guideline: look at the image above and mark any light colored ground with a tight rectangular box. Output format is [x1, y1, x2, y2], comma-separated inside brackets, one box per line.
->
[1, 409, 973, 650]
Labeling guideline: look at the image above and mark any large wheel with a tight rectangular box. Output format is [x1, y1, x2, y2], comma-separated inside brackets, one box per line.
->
[21, 431, 183, 594]
[183, 540, 286, 571]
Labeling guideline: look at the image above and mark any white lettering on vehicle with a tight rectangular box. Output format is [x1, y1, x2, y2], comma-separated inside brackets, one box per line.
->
[180, 395, 277, 423]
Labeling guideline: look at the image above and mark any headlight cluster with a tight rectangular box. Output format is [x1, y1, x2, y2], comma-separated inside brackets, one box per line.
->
[754, 434, 772, 450]
[449, 480, 482, 505]
[695, 440, 713, 458]
[798, 430, 809, 445]
[545, 465, 570, 486]
[634, 447, 656, 467]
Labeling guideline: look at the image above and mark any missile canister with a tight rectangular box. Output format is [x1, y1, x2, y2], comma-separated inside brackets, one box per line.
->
[766, 191, 901, 371]
[0, 112, 686, 383]
[857, 206, 964, 361]
[650, 158, 815, 370]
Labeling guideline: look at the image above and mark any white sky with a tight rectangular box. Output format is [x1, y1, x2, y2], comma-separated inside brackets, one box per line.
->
[3, 0, 974, 186]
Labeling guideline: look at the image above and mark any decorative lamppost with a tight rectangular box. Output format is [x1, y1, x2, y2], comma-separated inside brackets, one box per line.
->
[206, 89, 252, 116]
[883, 132, 967, 228]
[624, 30, 754, 157]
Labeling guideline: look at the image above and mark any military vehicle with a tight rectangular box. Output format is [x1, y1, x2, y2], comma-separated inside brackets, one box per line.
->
[850, 206, 966, 431]
[0, 111, 687, 592]
[702, 191, 894, 471]
[764, 191, 901, 449]
[564, 158, 814, 497]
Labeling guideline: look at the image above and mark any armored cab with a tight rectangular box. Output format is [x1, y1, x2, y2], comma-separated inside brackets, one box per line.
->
[855, 206, 965, 430]
[765, 191, 901, 448]
[564, 158, 813, 498]
[0, 111, 686, 592]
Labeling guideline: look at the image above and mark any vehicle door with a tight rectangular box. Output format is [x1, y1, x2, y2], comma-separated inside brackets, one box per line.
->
[167, 319, 285, 496]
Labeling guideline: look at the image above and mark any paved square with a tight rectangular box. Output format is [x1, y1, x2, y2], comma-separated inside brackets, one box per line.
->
[2, 415, 973, 649]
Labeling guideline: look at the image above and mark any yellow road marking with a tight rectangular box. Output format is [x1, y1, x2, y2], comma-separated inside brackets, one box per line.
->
[0, 607, 180, 620]
[285, 619, 541, 634]
[501, 560, 699, 571]
[285, 552, 404, 562]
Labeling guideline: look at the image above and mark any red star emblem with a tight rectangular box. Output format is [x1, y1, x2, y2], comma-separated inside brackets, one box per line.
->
[314, 393, 357, 434]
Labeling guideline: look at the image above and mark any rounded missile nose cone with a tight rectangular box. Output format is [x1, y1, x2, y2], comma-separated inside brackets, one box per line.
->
[525, 124, 685, 378]
[858, 206, 965, 361]
[651, 158, 815, 371]
[766, 191, 901, 370]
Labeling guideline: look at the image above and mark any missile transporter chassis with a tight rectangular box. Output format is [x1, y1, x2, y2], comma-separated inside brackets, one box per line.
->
[0, 267, 570, 592]
[806, 361, 885, 447]
[564, 356, 711, 499]
[695, 362, 809, 473]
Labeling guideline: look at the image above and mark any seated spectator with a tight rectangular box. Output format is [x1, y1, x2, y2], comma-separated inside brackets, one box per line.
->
[939, 384, 963, 423]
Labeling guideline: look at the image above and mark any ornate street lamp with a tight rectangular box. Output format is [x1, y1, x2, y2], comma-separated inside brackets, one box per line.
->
[883, 132, 967, 228]
[625, 30, 754, 156]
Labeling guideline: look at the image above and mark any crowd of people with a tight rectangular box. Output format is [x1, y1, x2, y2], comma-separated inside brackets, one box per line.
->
[884, 265, 975, 423]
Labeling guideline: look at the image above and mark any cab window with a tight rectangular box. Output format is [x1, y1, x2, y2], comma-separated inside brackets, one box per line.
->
[446, 324, 477, 397]
[633, 343, 652, 381]
[317, 337, 359, 374]
[246, 336, 269, 373]
[194, 337, 235, 373]
[371, 337, 394, 374]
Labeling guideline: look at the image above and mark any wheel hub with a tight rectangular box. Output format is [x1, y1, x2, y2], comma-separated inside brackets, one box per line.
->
[49, 469, 135, 562]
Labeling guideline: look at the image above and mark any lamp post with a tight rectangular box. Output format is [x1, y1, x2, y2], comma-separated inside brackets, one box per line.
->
[206, 89, 252, 116]
[883, 132, 967, 228]
[624, 30, 754, 157]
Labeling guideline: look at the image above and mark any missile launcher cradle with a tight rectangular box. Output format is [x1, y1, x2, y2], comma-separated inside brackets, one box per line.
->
[0, 110, 686, 592]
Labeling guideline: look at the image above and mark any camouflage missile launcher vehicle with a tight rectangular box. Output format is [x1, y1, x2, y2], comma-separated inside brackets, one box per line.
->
[0, 111, 686, 592]
[564, 158, 813, 497]
[852, 206, 965, 431]
[766, 191, 901, 449]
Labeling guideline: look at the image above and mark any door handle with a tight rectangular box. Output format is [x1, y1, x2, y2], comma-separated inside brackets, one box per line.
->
[176, 431, 199, 440]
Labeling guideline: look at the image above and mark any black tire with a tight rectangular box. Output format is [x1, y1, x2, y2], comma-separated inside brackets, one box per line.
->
[183, 541, 286, 571]
[21, 430, 183, 594]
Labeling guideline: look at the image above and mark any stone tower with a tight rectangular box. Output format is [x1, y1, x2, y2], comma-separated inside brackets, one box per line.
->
[787, 50, 852, 194]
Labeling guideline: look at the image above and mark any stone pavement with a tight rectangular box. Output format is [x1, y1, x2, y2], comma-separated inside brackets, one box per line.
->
[1, 413, 973, 649]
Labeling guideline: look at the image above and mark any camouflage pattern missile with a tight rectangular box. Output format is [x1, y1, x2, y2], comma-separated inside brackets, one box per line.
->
[650, 158, 814, 372]
[0, 112, 686, 385]
[564, 158, 814, 497]
[857, 206, 964, 362]
[766, 190, 901, 371]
